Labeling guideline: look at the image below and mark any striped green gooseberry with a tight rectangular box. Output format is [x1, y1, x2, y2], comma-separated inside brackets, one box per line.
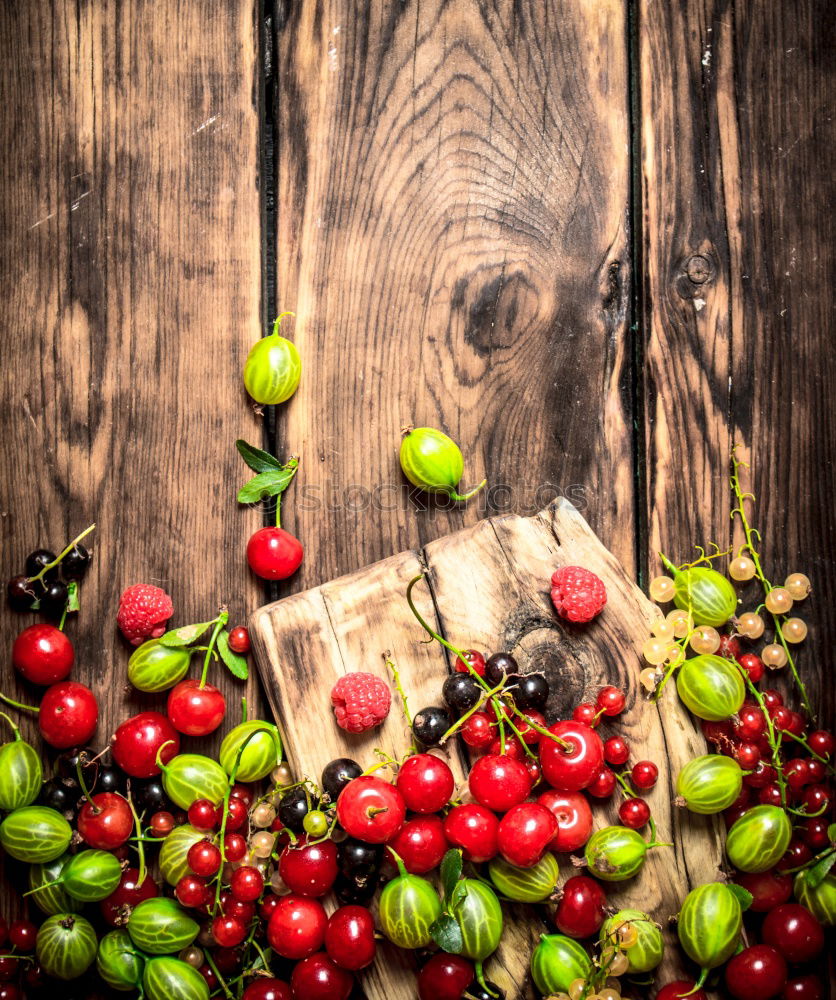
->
[243, 312, 301, 405]
[399, 426, 486, 502]
[661, 556, 737, 627]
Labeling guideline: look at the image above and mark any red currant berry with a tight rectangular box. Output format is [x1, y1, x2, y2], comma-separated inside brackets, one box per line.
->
[442, 804, 499, 863]
[176, 875, 212, 908]
[224, 832, 248, 862]
[167, 679, 226, 737]
[247, 526, 303, 580]
[220, 892, 256, 922]
[553, 875, 607, 937]
[762, 904, 824, 963]
[100, 867, 158, 925]
[469, 754, 531, 812]
[514, 709, 547, 745]
[719, 634, 742, 659]
[572, 702, 599, 727]
[603, 736, 630, 766]
[762, 689, 784, 709]
[802, 816, 830, 850]
[7, 921, 36, 952]
[228, 625, 251, 654]
[78, 792, 133, 849]
[242, 980, 292, 1000]
[540, 721, 604, 793]
[460, 712, 494, 749]
[735, 705, 767, 741]
[537, 790, 593, 852]
[279, 838, 339, 897]
[38, 681, 98, 748]
[586, 767, 617, 799]
[199, 965, 218, 989]
[786, 712, 806, 737]
[0, 959, 17, 984]
[230, 783, 254, 806]
[418, 953, 474, 1000]
[736, 742, 761, 768]
[454, 649, 486, 676]
[618, 797, 651, 829]
[807, 730, 833, 758]
[188, 839, 222, 877]
[149, 810, 175, 838]
[702, 718, 735, 747]
[289, 952, 353, 1000]
[737, 652, 765, 683]
[324, 905, 376, 971]
[782, 976, 824, 1000]
[111, 711, 180, 777]
[725, 945, 787, 1000]
[785, 760, 810, 793]
[396, 754, 455, 813]
[497, 802, 557, 868]
[656, 984, 706, 1000]
[758, 784, 784, 807]
[806, 760, 826, 783]
[187, 799, 219, 831]
[12, 625, 74, 684]
[776, 838, 813, 873]
[0, 986, 22, 1000]
[745, 761, 777, 789]
[267, 895, 327, 960]
[596, 685, 625, 716]
[801, 783, 830, 814]
[335, 776, 405, 843]
[224, 795, 248, 832]
[736, 869, 793, 912]
[259, 894, 283, 922]
[486, 735, 527, 760]
[631, 760, 659, 789]
[525, 757, 542, 786]
[387, 816, 448, 874]
[212, 915, 247, 948]
[230, 865, 264, 902]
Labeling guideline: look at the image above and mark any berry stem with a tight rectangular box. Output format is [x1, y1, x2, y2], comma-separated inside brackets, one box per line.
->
[241, 696, 248, 725]
[385, 653, 413, 729]
[406, 574, 470, 663]
[27, 523, 96, 584]
[200, 608, 229, 688]
[272, 310, 295, 336]
[126, 786, 147, 885]
[204, 949, 233, 1000]
[449, 478, 487, 503]
[75, 754, 101, 813]
[0, 692, 38, 714]
[503, 714, 536, 759]
[781, 729, 836, 776]
[438, 680, 505, 743]
[0, 712, 21, 741]
[737, 665, 788, 808]
[273, 456, 299, 529]
[614, 770, 636, 799]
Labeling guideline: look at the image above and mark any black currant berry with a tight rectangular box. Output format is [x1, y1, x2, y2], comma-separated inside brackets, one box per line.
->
[40, 579, 69, 617]
[95, 766, 124, 795]
[513, 673, 550, 710]
[485, 651, 519, 687]
[442, 673, 482, 715]
[412, 706, 451, 747]
[56, 747, 96, 780]
[61, 543, 91, 579]
[334, 871, 378, 905]
[133, 778, 170, 814]
[38, 779, 78, 816]
[338, 838, 383, 878]
[464, 982, 505, 1000]
[24, 549, 58, 581]
[279, 786, 315, 832]
[321, 758, 362, 801]
[7, 575, 37, 612]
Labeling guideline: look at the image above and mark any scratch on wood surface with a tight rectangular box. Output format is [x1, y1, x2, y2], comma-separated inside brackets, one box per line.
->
[28, 211, 56, 230]
[192, 114, 220, 135]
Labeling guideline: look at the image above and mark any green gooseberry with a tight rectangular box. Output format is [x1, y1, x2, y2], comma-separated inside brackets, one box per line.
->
[399, 426, 485, 501]
[219, 720, 282, 782]
[243, 312, 301, 405]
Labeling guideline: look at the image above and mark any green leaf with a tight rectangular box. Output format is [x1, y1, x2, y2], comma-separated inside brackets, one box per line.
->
[237, 469, 295, 504]
[449, 881, 468, 913]
[430, 913, 463, 954]
[440, 849, 463, 902]
[217, 630, 249, 680]
[236, 439, 283, 474]
[158, 621, 213, 648]
[827, 823, 836, 841]
[804, 850, 836, 888]
[726, 883, 754, 911]
[65, 581, 80, 613]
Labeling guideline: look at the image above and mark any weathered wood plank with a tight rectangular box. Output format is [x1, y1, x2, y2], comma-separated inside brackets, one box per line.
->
[0, 0, 264, 776]
[273, 0, 635, 594]
[639, 0, 836, 732]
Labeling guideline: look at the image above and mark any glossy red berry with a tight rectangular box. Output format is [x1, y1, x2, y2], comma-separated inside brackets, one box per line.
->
[290, 952, 353, 1000]
[100, 868, 158, 925]
[540, 720, 604, 792]
[176, 875, 212, 908]
[806, 760, 826, 783]
[762, 904, 824, 963]
[537, 790, 593, 852]
[279, 838, 339, 897]
[553, 875, 607, 938]
[212, 915, 247, 948]
[387, 816, 448, 874]
[230, 783, 253, 806]
[497, 802, 557, 868]
[801, 783, 830, 814]
[38, 681, 98, 748]
[656, 984, 706, 1000]
[736, 869, 793, 912]
[514, 709, 548, 745]
[0, 959, 17, 984]
[572, 702, 599, 727]
[604, 736, 630, 766]
[737, 652, 765, 683]
[396, 754, 455, 813]
[486, 735, 527, 760]
[807, 730, 833, 758]
[247, 526, 303, 580]
[12, 625, 74, 684]
[736, 742, 761, 769]
[725, 944, 787, 1000]
[460, 711, 494, 749]
[418, 953, 474, 1000]
[759, 784, 784, 808]
[149, 810, 175, 838]
[784, 760, 810, 793]
[228, 626, 251, 654]
[631, 760, 658, 789]
[225, 796, 248, 832]
[7, 921, 36, 952]
[167, 679, 226, 737]
[801, 817, 830, 850]
[745, 761, 777, 789]
[719, 635, 742, 659]
[188, 840, 222, 877]
[224, 832, 248, 862]
[324, 905, 376, 971]
[242, 980, 292, 1000]
[111, 711, 180, 777]
[469, 754, 531, 812]
[735, 705, 767, 741]
[782, 976, 824, 1000]
[187, 799, 219, 831]
[267, 895, 327, 960]
[454, 649, 486, 676]
[618, 797, 651, 829]
[220, 892, 256, 923]
[442, 804, 499, 862]
[230, 865, 264, 903]
[596, 685, 625, 716]
[762, 689, 784, 710]
[586, 767, 617, 799]
[336, 776, 405, 844]
[77, 792, 133, 849]
[259, 894, 283, 922]
[776, 838, 813, 873]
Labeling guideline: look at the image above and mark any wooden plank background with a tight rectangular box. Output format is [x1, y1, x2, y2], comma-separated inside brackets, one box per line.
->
[0, 0, 833, 993]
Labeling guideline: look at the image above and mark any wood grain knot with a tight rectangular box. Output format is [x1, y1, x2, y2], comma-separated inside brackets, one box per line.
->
[684, 254, 712, 284]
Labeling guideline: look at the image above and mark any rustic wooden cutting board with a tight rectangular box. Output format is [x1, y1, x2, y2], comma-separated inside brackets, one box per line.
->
[250, 501, 721, 999]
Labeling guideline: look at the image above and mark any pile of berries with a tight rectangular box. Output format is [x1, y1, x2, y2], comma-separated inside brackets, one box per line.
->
[6, 526, 93, 619]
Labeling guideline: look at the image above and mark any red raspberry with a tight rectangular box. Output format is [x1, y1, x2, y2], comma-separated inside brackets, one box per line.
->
[117, 584, 174, 646]
[331, 672, 391, 734]
[550, 567, 607, 623]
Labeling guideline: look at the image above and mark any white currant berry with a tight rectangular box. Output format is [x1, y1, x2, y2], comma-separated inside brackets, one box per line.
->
[642, 638, 668, 666]
[784, 573, 811, 600]
[762, 643, 788, 669]
[729, 555, 756, 581]
[649, 576, 675, 603]
[737, 611, 765, 639]
[666, 608, 693, 638]
[765, 587, 793, 615]
[781, 617, 807, 643]
[251, 803, 276, 828]
[689, 626, 721, 655]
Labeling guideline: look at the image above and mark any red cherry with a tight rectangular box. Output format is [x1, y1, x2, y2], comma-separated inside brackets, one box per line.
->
[725, 944, 787, 1000]
[618, 797, 651, 830]
[572, 703, 600, 727]
[540, 721, 604, 792]
[537, 790, 593, 852]
[167, 679, 226, 737]
[468, 754, 531, 812]
[100, 867, 159, 925]
[187, 799, 219, 831]
[807, 730, 833, 758]
[656, 984, 706, 1000]
[442, 804, 499, 862]
[324, 905, 376, 971]
[38, 681, 98, 748]
[242, 980, 292, 1000]
[77, 792, 133, 849]
[247, 526, 303, 580]
[603, 736, 629, 766]
[460, 712, 494, 749]
[387, 816, 448, 874]
[188, 839, 222, 877]
[454, 649, 486, 676]
[279, 838, 339, 897]
[762, 904, 824, 963]
[782, 976, 825, 1000]
[418, 953, 474, 1000]
[12, 625, 74, 684]
[735, 869, 793, 912]
[228, 626, 251, 654]
[336, 776, 405, 844]
[224, 832, 248, 862]
[7, 921, 36, 952]
[497, 802, 557, 868]
[230, 865, 264, 902]
[553, 875, 607, 938]
[586, 767, 617, 799]
[176, 875, 212, 908]
[596, 685, 625, 716]
[212, 915, 247, 948]
[737, 652, 765, 683]
[267, 895, 327, 959]
[111, 711, 180, 777]
[396, 754, 455, 813]
[631, 760, 659, 789]
[290, 952, 353, 1000]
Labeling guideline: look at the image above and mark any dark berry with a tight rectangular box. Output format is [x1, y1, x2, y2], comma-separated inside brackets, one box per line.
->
[24, 549, 58, 581]
[61, 544, 91, 579]
[95, 766, 124, 795]
[442, 673, 482, 715]
[133, 778, 171, 814]
[57, 747, 96, 780]
[7, 576, 37, 612]
[279, 786, 315, 832]
[465, 981, 506, 1000]
[40, 579, 69, 617]
[513, 673, 549, 710]
[38, 779, 78, 815]
[334, 872, 378, 905]
[338, 838, 383, 878]
[485, 652, 519, 687]
[321, 758, 362, 801]
[412, 706, 451, 747]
